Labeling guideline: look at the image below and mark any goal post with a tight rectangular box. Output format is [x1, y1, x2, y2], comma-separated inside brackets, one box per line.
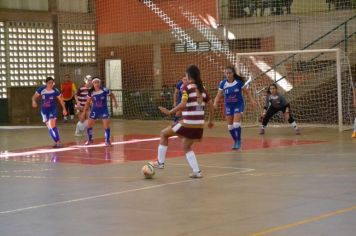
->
[236, 48, 354, 132]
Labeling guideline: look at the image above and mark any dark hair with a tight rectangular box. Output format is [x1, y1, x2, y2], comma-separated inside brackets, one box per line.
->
[266, 83, 277, 94]
[186, 64, 204, 93]
[225, 65, 245, 83]
[45, 77, 54, 83]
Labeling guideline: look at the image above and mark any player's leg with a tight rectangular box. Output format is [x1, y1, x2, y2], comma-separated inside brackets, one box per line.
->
[232, 112, 242, 150]
[260, 107, 278, 134]
[85, 118, 95, 145]
[151, 125, 176, 169]
[283, 105, 300, 135]
[226, 115, 236, 149]
[68, 98, 75, 121]
[102, 118, 111, 146]
[182, 138, 202, 178]
[352, 117, 356, 138]
[63, 100, 69, 122]
[75, 110, 85, 136]
[47, 117, 62, 148]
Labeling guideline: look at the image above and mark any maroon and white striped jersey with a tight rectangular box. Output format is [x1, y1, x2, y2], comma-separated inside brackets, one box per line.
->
[181, 83, 210, 128]
[76, 85, 90, 108]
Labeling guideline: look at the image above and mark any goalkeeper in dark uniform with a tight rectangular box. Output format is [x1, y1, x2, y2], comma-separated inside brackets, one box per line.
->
[259, 84, 300, 135]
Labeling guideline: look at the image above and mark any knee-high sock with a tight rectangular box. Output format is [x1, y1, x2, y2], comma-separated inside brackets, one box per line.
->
[49, 127, 60, 142]
[104, 128, 110, 142]
[186, 150, 200, 173]
[233, 122, 241, 141]
[87, 127, 93, 141]
[157, 144, 168, 164]
[228, 125, 236, 141]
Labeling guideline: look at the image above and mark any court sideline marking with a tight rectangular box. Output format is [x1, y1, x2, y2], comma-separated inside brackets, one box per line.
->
[0, 167, 254, 215]
[0, 136, 178, 158]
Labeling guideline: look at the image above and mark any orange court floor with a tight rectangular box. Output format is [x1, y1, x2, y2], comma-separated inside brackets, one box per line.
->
[0, 119, 355, 236]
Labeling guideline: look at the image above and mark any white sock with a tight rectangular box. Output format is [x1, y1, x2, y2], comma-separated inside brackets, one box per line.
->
[77, 121, 86, 132]
[291, 121, 298, 129]
[70, 115, 74, 120]
[75, 121, 80, 133]
[354, 118, 356, 132]
[157, 144, 168, 164]
[186, 150, 200, 173]
[233, 122, 241, 128]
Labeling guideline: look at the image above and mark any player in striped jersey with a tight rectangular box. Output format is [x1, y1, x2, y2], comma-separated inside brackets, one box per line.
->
[151, 65, 214, 178]
[74, 75, 92, 136]
[32, 77, 67, 148]
[213, 65, 256, 150]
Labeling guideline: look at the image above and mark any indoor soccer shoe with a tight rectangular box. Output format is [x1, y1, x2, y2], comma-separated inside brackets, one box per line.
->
[149, 160, 165, 169]
[233, 140, 241, 150]
[74, 131, 83, 137]
[52, 142, 62, 148]
[84, 140, 93, 145]
[352, 132, 356, 138]
[189, 171, 202, 178]
[104, 141, 112, 147]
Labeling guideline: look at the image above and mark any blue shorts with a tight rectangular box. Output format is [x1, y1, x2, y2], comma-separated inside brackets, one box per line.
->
[41, 109, 57, 122]
[89, 108, 109, 120]
[224, 103, 244, 116]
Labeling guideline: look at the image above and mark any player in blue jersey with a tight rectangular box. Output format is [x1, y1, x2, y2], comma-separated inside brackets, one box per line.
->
[213, 65, 256, 150]
[172, 76, 188, 123]
[32, 77, 67, 148]
[82, 77, 118, 146]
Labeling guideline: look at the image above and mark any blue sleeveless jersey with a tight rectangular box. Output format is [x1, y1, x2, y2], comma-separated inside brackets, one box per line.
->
[218, 78, 245, 115]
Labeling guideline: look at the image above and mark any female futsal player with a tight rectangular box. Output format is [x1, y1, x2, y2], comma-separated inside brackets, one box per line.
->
[82, 77, 118, 146]
[259, 83, 300, 135]
[74, 75, 92, 136]
[213, 65, 256, 150]
[32, 77, 67, 148]
[151, 64, 214, 178]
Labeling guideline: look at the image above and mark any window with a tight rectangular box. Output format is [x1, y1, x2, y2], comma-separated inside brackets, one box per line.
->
[0, 22, 6, 98]
[59, 24, 96, 63]
[7, 21, 55, 87]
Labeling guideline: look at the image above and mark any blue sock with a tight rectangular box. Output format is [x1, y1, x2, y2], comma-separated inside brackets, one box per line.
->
[48, 128, 58, 142]
[229, 129, 237, 141]
[235, 127, 241, 141]
[104, 128, 110, 142]
[52, 127, 60, 142]
[48, 127, 59, 142]
[87, 127, 93, 141]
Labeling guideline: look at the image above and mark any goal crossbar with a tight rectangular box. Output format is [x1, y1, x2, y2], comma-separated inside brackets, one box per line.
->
[236, 48, 344, 132]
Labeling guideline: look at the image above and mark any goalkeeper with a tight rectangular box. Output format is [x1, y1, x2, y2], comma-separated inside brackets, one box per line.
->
[259, 84, 300, 135]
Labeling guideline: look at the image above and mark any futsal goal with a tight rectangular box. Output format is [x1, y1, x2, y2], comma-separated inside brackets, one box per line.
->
[236, 48, 354, 132]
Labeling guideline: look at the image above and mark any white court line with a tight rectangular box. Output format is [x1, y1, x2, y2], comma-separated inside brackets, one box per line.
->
[0, 126, 45, 130]
[0, 136, 178, 158]
[0, 167, 254, 215]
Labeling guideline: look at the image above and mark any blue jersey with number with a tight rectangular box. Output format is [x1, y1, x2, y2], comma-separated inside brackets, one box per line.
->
[88, 87, 111, 119]
[218, 78, 245, 105]
[218, 78, 245, 115]
[35, 86, 61, 111]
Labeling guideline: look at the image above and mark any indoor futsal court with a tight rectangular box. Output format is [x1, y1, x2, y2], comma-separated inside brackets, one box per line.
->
[0, 0, 356, 236]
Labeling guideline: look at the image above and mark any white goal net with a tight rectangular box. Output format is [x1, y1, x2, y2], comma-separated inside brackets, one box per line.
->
[236, 48, 354, 131]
